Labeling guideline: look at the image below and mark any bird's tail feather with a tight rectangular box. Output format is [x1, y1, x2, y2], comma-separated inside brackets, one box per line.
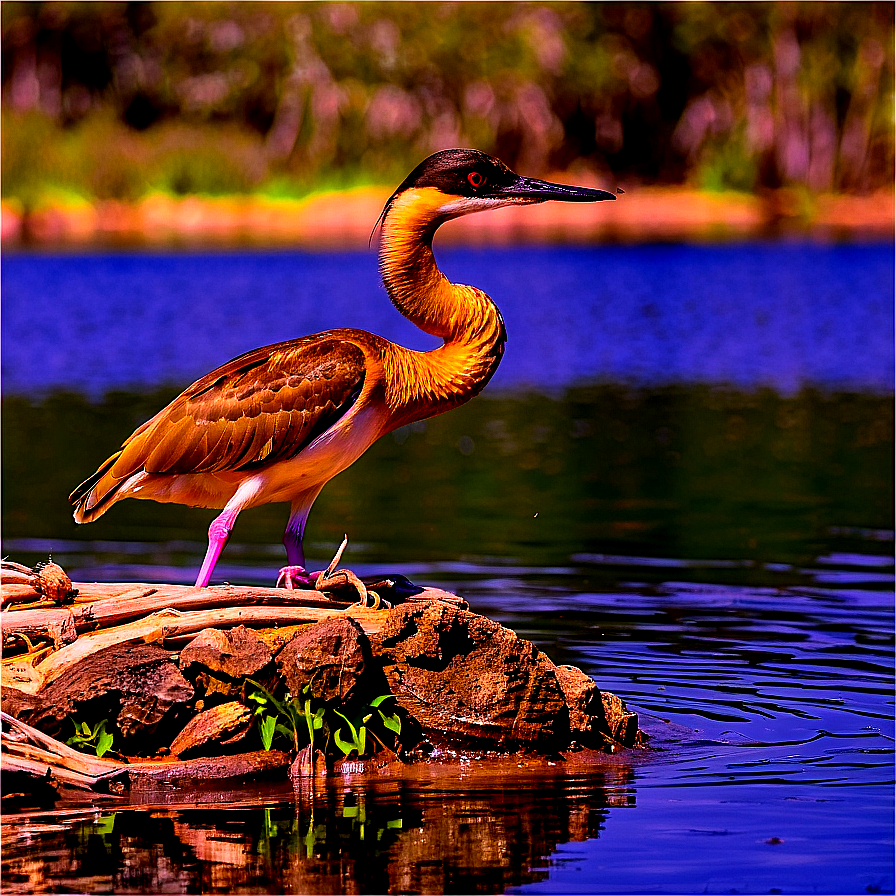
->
[70, 450, 126, 523]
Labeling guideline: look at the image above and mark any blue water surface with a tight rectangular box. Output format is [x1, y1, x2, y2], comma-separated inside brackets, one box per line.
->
[2, 243, 893, 396]
[1, 244, 893, 895]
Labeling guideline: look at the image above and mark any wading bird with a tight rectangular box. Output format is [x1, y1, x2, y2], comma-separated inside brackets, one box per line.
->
[71, 149, 616, 588]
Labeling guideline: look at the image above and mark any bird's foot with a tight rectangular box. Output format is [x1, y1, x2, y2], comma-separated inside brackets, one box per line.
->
[314, 535, 391, 609]
[276, 566, 320, 590]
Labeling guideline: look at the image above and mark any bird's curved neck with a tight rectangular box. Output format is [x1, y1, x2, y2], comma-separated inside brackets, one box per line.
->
[378, 187, 506, 425]
[379, 188, 494, 342]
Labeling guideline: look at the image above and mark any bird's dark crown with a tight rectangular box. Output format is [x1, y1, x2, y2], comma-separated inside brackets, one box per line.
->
[394, 148, 519, 198]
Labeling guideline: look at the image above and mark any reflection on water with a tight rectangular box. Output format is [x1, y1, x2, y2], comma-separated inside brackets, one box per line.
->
[2, 765, 634, 894]
[2, 385, 891, 575]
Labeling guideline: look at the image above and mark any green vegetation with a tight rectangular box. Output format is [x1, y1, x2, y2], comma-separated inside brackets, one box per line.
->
[247, 680, 402, 760]
[333, 695, 402, 759]
[2, 2, 892, 208]
[66, 717, 116, 758]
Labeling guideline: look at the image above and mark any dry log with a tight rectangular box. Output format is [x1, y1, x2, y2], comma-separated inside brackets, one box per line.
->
[1, 607, 77, 649]
[69, 583, 350, 632]
[0, 583, 42, 607]
[2, 710, 126, 777]
[126, 749, 291, 786]
[3, 740, 121, 779]
[2, 708, 289, 790]
[2, 744, 290, 791]
[4, 579, 461, 628]
[28, 605, 383, 694]
[0, 754, 116, 791]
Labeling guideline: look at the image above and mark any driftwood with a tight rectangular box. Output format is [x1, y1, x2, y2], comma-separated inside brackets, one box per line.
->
[2, 556, 643, 799]
[4, 601, 394, 695]
[1, 607, 78, 650]
[2, 710, 291, 792]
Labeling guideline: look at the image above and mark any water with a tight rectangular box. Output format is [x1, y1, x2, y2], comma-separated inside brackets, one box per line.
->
[1, 245, 893, 894]
[2, 244, 893, 396]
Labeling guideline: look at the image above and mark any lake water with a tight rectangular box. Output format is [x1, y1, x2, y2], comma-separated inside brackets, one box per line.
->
[1, 244, 893, 894]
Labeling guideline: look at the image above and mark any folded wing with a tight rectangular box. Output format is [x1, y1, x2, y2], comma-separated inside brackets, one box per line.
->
[71, 333, 367, 521]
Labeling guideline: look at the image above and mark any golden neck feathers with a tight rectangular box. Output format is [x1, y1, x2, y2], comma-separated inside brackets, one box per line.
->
[377, 187, 506, 427]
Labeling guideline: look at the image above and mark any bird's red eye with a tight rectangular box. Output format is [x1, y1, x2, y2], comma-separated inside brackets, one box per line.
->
[467, 171, 485, 188]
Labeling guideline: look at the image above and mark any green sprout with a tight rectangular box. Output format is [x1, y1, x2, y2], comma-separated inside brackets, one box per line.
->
[246, 680, 308, 754]
[66, 718, 115, 758]
[333, 694, 401, 759]
[246, 681, 402, 761]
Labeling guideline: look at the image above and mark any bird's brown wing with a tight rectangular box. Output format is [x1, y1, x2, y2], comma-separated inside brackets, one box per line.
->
[71, 334, 368, 518]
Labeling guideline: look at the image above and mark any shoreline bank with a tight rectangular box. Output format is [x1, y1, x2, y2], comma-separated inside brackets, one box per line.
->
[2, 187, 892, 250]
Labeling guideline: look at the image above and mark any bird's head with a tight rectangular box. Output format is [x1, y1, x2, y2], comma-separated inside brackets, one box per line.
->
[375, 148, 617, 238]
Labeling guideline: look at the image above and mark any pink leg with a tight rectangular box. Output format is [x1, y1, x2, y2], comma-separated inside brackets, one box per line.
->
[195, 509, 238, 588]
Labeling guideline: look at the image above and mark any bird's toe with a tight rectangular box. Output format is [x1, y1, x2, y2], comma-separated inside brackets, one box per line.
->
[276, 565, 319, 589]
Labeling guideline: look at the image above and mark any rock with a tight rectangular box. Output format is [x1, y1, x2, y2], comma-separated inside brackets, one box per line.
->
[169, 701, 253, 758]
[553, 664, 606, 748]
[9, 643, 194, 751]
[551, 663, 641, 749]
[600, 691, 640, 748]
[179, 625, 276, 700]
[254, 624, 314, 655]
[369, 602, 567, 750]
[276, 616, 373, 704]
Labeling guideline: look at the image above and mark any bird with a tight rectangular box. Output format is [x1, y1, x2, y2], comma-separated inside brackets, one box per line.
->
[70, 149, 617, 588]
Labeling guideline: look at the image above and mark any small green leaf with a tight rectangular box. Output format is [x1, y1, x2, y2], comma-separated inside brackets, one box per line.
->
[334, 711, 358, 740]
[93, 813, 117, 836]
[259, 715, 276, 750]
[379, 711, 402, 735]
[275, 722, 294, 740]
[97, 732, 113, 757]
[333, 730, 352, 755]
[369, 694, 395, 709]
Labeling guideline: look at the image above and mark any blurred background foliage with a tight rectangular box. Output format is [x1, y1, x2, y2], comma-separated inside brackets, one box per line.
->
[2, 1, 893, 208]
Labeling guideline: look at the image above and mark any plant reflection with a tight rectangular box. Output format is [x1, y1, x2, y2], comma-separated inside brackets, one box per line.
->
[2, 762, 636, 894]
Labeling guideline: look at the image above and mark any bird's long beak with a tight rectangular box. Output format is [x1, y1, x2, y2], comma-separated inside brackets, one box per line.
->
[499, 176, 618, 203]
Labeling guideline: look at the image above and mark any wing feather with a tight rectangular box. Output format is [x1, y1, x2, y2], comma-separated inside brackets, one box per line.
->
[73, 333, 370, 518]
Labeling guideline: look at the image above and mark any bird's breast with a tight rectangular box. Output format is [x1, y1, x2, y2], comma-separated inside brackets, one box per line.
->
[252, 403, 384, 506]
